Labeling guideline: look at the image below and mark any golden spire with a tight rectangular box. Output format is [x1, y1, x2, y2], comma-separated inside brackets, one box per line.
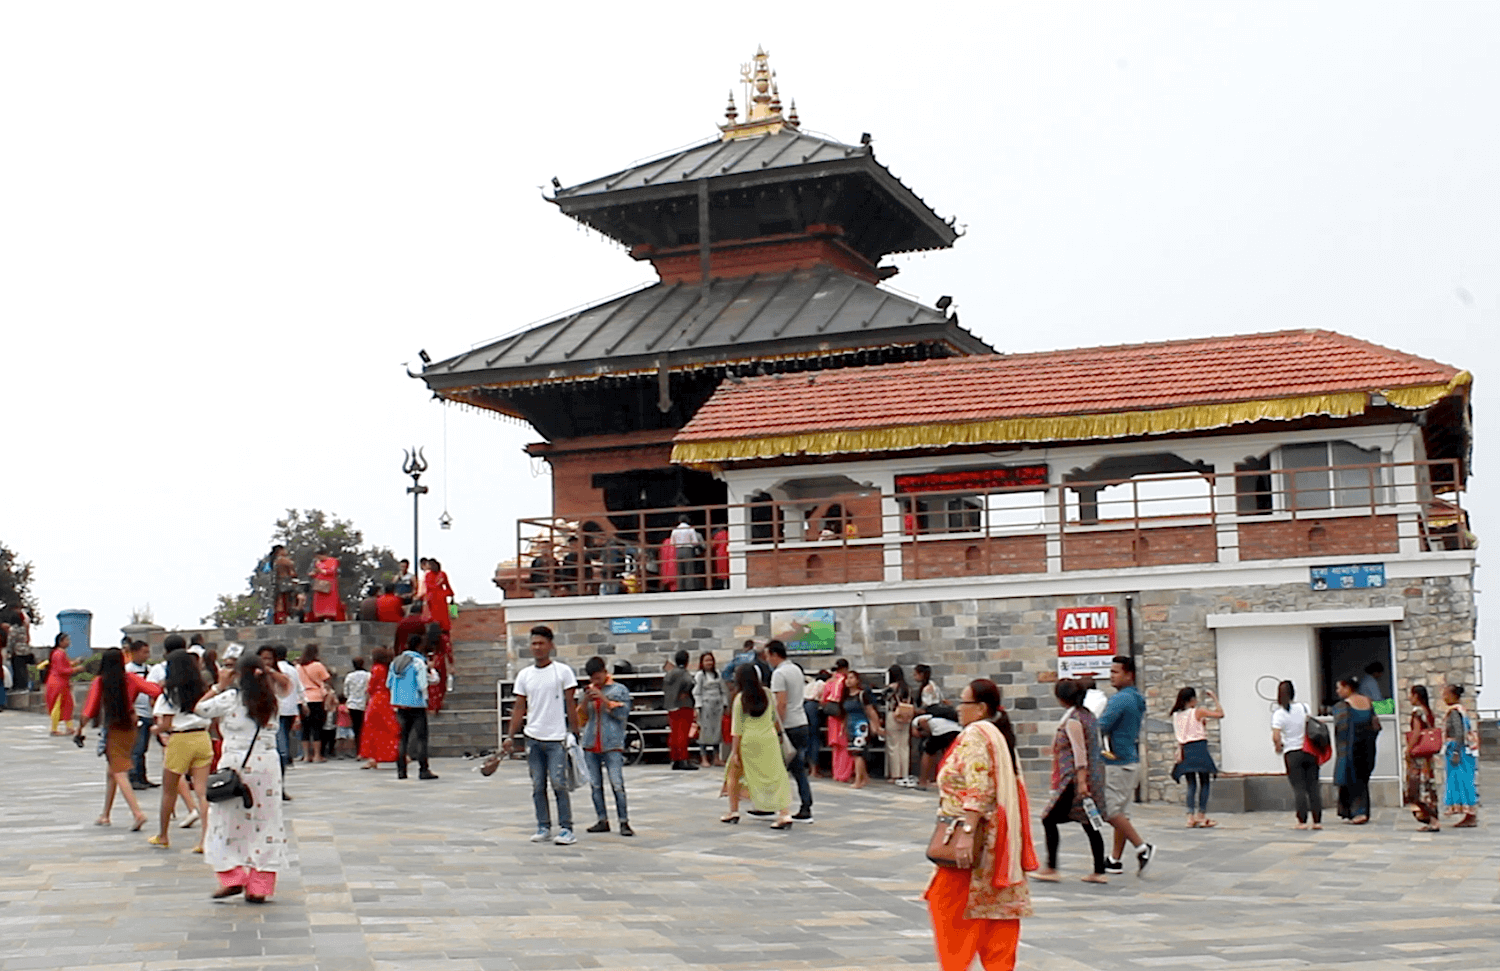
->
[718, 47, 800, 140]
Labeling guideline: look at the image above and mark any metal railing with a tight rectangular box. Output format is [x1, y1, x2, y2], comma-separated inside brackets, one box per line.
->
[506, 458, 1467, 597]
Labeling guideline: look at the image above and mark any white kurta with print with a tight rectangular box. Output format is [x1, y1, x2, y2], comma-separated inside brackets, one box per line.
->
[195, 689, 287, 873]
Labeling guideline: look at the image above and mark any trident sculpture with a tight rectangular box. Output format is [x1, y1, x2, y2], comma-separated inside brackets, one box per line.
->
[402, 447, 430, 575]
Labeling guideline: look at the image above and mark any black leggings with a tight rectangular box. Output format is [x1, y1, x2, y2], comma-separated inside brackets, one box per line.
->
[1283, 750, 1322, 823]
[396, 708, 429, 770]
[301, 701, 325, 742]
[1042, 783, 1106, 874]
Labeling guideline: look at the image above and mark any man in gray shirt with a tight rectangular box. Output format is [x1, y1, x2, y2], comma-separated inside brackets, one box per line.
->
[662, 650, 699, 771]
[125, 639, 157, 790]
[769, 640, 813, 822]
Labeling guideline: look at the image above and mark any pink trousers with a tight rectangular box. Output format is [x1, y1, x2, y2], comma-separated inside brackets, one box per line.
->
[217, 867, 277, 897]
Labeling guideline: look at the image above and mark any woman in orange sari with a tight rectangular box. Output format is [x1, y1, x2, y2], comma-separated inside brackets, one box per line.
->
[926, 678, 1035, 971]
[45, 633, 79, 734]
[308, 552, 340, 622]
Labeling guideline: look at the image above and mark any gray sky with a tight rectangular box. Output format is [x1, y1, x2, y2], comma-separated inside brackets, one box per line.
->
[4, 3, 1494, 695]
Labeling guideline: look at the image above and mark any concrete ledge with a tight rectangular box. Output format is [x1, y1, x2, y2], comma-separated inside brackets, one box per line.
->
[1207, 773, 1401, 813]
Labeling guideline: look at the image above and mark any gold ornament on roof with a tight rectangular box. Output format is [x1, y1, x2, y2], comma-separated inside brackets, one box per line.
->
[719, 47, 800, 140]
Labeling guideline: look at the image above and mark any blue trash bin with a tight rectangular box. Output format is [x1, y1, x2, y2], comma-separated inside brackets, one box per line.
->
[56, 609, 93, 660]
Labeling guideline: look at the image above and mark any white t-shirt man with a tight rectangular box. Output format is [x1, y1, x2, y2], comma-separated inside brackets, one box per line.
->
[343, 669, 371, 711]
[514, 661, 579, 742]
[771, 659, 808, 729]
[1271, 702, 1312, 750]
[670, 521, 704, 548]
[278, 660, 306, 716]
[127, 659, 154, 720]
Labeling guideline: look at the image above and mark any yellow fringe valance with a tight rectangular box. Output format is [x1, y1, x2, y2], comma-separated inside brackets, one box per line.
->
[671, 381, 1468, 466]
[1381, 371, 1471, 409]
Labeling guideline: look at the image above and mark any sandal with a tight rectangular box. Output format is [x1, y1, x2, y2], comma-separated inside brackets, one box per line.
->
[211, 885, 243, 899]
[147, 835, 170, 849]
[131, 814, 148, 832]
[1031, 870, 1061, 883]
[94, 817, 111, 827]
[719, 813, 740, 824]
[1200, 818, 1218, 828]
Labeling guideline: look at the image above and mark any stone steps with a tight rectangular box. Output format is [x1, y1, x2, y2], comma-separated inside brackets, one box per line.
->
[425, 642, 509, 757]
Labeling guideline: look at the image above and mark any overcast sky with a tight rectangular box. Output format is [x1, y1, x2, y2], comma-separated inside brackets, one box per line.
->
[3, 3, 1495, 695]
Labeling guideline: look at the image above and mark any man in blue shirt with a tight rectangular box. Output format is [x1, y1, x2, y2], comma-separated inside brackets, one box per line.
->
[1098, 655, 1154, 875]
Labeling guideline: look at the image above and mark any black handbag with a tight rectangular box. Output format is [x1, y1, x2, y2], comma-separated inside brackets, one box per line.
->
[205, 724, 260, 808]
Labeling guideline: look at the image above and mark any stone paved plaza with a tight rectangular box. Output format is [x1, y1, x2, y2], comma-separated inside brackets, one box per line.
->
[1, 710, 1497, 971]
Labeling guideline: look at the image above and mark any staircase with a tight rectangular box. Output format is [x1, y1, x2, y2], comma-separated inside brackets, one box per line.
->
[427, 639, 509, 758]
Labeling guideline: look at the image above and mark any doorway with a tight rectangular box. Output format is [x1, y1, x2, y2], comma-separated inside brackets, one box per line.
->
[1316, 625, 1393, 709]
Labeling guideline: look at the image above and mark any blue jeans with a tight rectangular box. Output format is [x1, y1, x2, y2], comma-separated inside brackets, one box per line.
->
[784, 724, 814, 812]
[130, 715, 152, 782]
[801, 700, 821, 771]
[276, 715, 295, 771]
[526, 738, 573, 831]
[584, 749, 628, 823]
[1185, 772, 1211, 814]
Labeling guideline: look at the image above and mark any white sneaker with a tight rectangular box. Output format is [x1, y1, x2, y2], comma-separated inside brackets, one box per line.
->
[529, 829, 552, 843]
[554, 829, 577, 846]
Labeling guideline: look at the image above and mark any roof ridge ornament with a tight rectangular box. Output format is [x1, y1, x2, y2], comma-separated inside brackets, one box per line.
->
[719, 47, 799, 141]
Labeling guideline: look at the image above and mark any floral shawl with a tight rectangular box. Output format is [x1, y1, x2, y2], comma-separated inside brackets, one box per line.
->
[932, 719, 1037, 919]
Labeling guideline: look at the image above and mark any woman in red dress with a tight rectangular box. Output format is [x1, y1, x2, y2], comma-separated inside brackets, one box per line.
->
[358, 646, 400, 769]
[45, 633, 79, 734]
[308, 552, 340, 622]
[420, 561, 454, 713]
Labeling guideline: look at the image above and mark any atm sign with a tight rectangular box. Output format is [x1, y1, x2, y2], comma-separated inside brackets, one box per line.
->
[1056, 606, 1117, 678]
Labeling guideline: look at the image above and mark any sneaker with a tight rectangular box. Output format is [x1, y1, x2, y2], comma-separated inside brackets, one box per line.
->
[1103, 857, 1124, 874]
[1136, 842, 1156, 875]
[791, 809, 814, 823]
[618, 821, 635, 837]
[529, 829, 552, 843]
[586, 820, 611, 834]
[554, 829, 577, 846]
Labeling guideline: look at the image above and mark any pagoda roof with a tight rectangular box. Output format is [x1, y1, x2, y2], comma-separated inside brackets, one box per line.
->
[422, 268, 992, 394]
[550, 128, 958, 257]
[671, 329, 1472, 465]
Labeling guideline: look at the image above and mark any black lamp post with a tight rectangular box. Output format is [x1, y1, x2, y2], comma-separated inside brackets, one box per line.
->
[403, 447, 429, 571]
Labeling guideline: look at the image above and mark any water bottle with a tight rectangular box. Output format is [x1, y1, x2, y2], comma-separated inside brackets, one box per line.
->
[1081, 796, 1105, 832]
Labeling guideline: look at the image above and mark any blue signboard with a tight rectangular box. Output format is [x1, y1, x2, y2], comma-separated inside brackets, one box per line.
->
[1310, 563, 1385, 591]
[609, 617, 652, 634]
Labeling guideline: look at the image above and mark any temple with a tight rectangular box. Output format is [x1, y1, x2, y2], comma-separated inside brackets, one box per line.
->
[418, 52, 1478, 806]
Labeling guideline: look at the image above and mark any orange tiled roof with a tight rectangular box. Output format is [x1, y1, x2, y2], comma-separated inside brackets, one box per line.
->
[672, 329, 1468, 463]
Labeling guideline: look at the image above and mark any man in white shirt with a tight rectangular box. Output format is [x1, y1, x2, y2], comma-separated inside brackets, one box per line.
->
[259, 644, 306, 802]
[502, 625, 580, 845]
[670, 518, 706, 591]
[343, 657, 372, 755]
[768, 640, 814, 822]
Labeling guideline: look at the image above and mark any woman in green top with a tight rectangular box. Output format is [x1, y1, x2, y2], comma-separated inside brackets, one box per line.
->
[721, 664, 793, 829]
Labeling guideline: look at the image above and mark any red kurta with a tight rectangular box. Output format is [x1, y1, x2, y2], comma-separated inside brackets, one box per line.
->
[359, 663, 400, 763]
[45, 648, 77, 725]
[421, 570, 453, 632]
[309, 557, 340, 622]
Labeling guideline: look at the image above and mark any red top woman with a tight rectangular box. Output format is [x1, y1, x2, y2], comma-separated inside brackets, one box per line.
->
[308, 552, 340, 622]
[421, 560, 454, 632]
[45, 633, 79, 734]
[419, 561, 454, 713]
[358, 647, 401, 768]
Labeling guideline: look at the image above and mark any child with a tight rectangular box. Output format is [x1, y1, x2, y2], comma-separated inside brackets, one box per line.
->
[334, 695, 356, 759]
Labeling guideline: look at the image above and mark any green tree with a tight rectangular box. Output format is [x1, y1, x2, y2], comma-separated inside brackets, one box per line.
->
[203, 509, 399, 627]
[0, 541, 41, 625]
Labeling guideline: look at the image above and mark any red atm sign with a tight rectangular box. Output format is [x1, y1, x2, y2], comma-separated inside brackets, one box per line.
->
[1056, 606, 1117, 679]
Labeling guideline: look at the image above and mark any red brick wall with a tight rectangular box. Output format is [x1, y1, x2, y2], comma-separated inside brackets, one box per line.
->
[1062, 525, 1217, 571]
[1238, 515, 1400, 561]
[746, 546, 885, 587]
[451, 604, 506, 642]
[544, 444, 675, 522]
[903, 535, 1048, 579]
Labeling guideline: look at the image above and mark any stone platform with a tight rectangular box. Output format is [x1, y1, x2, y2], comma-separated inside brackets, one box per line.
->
[0, 709, 1496, 971]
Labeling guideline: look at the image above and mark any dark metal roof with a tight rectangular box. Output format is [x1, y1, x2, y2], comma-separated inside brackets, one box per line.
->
[556, 129, 867, 198]
[423, 269, 993, 391]
[549, 129, 959, 256]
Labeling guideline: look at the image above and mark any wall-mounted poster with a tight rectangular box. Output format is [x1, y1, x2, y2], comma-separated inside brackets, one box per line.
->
[1055, 606, 1117, 679]
[1309, 563, 1385, 590]
[770, 609, 837, 655]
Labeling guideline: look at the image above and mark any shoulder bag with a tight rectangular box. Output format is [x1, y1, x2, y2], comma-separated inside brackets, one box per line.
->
[206, 723, 261, 808]
[1408, 725, 1443, 758]
[926, 725, 996, 868]
[1302, 711, 1332, 766]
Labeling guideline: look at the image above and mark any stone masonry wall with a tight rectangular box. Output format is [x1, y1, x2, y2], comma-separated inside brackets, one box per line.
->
[511, 570, 1476, 799]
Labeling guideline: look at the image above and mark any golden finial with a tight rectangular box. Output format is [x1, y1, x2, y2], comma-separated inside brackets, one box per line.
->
[724, 90, 738, 125]
[719, 48, 796, 140]
[787, 98, 800, 127]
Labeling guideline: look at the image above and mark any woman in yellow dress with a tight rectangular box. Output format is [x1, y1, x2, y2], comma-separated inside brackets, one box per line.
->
[719, 664, 793, 829]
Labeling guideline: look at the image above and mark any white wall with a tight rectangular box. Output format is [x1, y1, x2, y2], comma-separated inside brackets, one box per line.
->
[1215, 625, 1317, 774]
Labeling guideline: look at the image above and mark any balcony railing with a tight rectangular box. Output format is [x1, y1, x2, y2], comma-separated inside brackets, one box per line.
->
[503, 459, 1468, 597]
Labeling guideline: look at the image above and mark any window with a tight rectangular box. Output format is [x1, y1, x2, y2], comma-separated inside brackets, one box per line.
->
[1279, 441, 1389, 511]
